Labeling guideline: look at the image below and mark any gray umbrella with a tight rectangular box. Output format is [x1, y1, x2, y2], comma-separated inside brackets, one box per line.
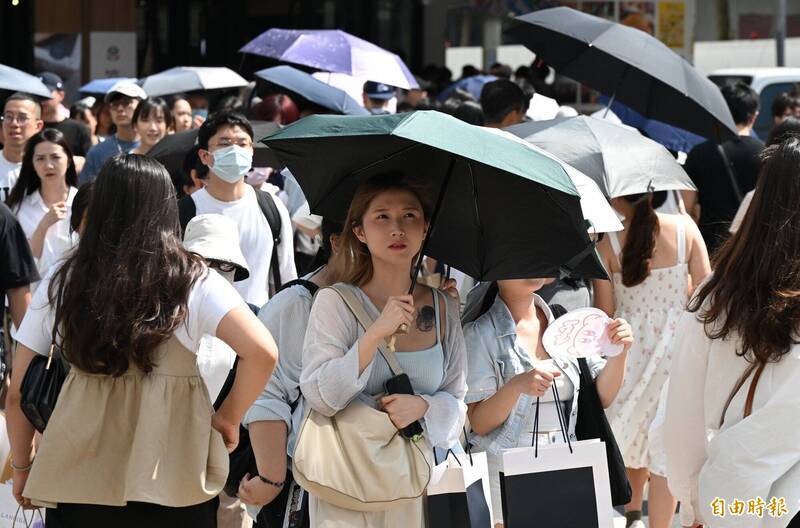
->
[507, 7, 736, 140]
[0, 64, 52, 98]
[506, 116, 696, 199]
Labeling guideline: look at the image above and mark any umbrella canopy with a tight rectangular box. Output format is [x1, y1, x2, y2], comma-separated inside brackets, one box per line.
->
[594, 97, 706, 154]
[0, 64, 52, 98]
[262, 111, 609, 280]
[437, 75, 498, 102]
[140, 67, 247, 97]
[149, 121, 282, 182]
[507, 7, 737, 140]
[255, 66, 368, 116]
[241, 29, 418, 90]
[507, 116, 696, 199]
[79, 77, 138, 95]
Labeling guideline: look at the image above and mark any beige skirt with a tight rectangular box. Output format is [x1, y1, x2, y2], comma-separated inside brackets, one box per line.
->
[309, 494, 424, 528]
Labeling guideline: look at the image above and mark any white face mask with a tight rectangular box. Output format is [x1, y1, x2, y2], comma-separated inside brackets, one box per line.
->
[211, 144, 253, 183]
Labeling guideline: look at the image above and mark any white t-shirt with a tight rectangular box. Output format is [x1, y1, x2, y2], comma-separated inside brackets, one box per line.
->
[16, 267, 244, 358]
[729, 190, 754, 234]
[0, 150, 22, 203]
[191, 185, 297, 306]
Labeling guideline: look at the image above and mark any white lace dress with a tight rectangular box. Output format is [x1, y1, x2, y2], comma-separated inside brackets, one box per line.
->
[605, 219, 689, 469]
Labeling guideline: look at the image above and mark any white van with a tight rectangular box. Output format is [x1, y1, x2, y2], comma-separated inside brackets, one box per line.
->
[708, 68, 800, 139]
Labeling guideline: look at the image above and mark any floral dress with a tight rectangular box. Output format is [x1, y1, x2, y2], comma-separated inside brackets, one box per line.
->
[605, 218, 689, 469]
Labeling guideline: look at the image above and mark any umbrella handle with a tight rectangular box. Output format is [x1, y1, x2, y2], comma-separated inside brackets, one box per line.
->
[387, 323, 410, 352]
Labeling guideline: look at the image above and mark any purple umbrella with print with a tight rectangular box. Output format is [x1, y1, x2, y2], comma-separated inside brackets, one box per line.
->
[240, 29, 419, 90]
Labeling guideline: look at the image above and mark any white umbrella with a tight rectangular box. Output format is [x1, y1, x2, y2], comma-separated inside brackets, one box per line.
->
[140, 67, 248, 97]
[0, 64, 52, 98]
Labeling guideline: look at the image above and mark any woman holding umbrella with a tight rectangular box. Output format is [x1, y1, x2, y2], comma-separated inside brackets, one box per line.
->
[299, 172, 467, 527]
[593, 193, 710, 528]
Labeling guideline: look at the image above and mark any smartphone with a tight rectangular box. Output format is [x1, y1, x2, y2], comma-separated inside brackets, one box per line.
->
[384, 373, 424, 439]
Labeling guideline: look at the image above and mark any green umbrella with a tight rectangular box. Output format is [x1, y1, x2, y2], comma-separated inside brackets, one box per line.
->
[262, 110, 607, 281]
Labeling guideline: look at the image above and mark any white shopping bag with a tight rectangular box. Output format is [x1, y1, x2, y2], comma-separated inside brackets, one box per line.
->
[426, 449, 493, 528]
[500, 439, 614, 528]
[0, 483, 44, 527]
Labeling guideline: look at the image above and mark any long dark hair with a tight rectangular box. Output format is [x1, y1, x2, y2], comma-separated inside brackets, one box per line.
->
[688, 137, 800, 364]
[5, 129, 77, 209]
[620, 193, 659, 287]
[49, 154, 205, 375]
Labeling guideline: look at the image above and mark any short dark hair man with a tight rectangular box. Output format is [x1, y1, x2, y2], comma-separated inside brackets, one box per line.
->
[38, 71, 92, 159]
[80, 82, 146, 183]
[684, 81, 764, 251]
[771, 90, 800, 126]
[479, 80, 529, 128]
[179, 111, 297, 306]
[1, 93, 44, 202]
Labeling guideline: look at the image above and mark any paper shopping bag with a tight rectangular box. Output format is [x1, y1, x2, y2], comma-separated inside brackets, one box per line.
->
[0, 483, 44, 527]
[426, 449, 492, 528]
[500, 439, 614, 528]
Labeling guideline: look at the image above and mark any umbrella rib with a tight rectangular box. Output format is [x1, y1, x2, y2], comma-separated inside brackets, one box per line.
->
[469, 161, 486, 279]
[349, 143, 423, 178]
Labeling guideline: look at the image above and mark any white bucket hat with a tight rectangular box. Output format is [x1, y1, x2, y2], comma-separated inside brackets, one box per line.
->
[183, 214, 250, 281]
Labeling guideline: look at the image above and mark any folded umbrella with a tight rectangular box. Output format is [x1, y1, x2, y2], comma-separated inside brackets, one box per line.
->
[0, 64, 52, 98]
[140, 67, 248, 97]
[506, 116, 696, 198]
[79, 77, 138, 96]
[255, 66, 368, 116]
[262, 110, 609, 281]
[149, 121, 281, 182]
[241, 29, 418, 90]
[507, 7, 737, 140]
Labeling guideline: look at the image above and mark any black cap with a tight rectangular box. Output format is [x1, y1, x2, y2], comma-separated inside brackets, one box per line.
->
[38, 72, 64, 92]
[363, 81, 395, 100]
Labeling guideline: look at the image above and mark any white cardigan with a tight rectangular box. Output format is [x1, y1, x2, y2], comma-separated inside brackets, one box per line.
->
[664, 309, 800, 527]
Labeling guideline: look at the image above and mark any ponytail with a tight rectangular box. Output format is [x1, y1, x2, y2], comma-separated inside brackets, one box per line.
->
[620, 194, 659, 287]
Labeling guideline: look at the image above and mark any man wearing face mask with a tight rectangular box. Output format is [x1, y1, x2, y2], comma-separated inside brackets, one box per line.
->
[179, 111, 297, 307]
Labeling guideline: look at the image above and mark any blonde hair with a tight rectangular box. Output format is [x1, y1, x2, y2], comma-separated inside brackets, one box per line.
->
[328, 171, 431, 286]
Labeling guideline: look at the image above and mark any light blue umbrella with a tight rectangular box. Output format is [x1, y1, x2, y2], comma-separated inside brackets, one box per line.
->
[79, 77, 138, 95]
[255, 66, 367, 116]
[0, 64, 52, 98]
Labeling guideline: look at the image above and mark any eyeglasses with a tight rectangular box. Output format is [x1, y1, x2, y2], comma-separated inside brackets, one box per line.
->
[208, 260, 237, 273]
[109, 98, 136, 109]
[210, 139, 253, 149]
[1, 113, 31, 125]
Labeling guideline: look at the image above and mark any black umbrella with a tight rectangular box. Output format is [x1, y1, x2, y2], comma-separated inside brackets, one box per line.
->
[263, 111, 608, 282]
[507, 7, 737, 140]
[149, 121, 282, 182]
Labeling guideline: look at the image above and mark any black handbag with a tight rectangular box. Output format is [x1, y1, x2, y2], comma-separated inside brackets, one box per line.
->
[20, 343, 69, 433]
[575, 356, 632, 506]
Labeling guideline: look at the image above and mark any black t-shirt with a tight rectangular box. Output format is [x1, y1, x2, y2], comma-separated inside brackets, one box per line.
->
[44, 119, 92, 157]
[0, 202, 39, 324]
[684, 136, 764, 252]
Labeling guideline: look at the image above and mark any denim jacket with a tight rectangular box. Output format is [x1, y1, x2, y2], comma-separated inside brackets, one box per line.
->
[464, 294, 605, 455]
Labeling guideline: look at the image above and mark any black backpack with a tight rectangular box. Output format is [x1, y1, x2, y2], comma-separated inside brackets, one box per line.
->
[178, 190, 283, 290]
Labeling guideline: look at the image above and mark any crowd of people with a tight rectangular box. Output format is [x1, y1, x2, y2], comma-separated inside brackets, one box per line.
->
[0, 60, 798, 528]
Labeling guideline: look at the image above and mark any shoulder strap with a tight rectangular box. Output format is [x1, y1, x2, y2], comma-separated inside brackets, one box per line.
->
[255, 190, 283, 291]
[676, 217, 687, 264]
[327, 285, 405, 377]
[716, 142, 744, 204]
[278, 278, 319, 296]
[608, 231, 623, 262]
[719, 361, 766, 427]
[177, 195, 196, 236]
